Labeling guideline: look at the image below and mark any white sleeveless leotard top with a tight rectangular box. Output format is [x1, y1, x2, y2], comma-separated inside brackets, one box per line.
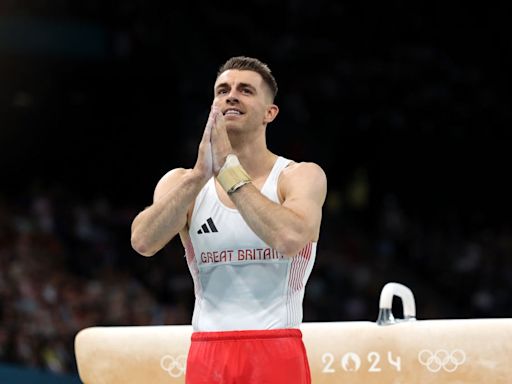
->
[184, 156, 317, 332]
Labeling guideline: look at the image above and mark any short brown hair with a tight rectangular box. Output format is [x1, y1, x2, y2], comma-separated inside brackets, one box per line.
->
[217, 56, 278, 100]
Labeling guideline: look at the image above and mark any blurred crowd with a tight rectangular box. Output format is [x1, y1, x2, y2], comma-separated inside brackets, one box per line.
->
[1, 179, 511, 375]
[0, 188, 192, 374]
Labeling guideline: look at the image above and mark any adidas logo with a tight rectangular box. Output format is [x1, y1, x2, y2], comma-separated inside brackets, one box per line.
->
[197, 217, 218, 234]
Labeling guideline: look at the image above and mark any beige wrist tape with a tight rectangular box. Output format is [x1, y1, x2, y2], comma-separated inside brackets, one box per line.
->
[217, 154, 252, 194]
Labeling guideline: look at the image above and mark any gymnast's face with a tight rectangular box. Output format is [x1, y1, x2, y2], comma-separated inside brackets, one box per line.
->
[213, 70, 278, 132]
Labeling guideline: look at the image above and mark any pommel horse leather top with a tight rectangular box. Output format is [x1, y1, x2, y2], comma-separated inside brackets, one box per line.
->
[75, 282, 512, 383]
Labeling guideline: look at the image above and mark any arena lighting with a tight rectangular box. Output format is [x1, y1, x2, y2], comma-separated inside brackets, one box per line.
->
[75, 283, 512, 383]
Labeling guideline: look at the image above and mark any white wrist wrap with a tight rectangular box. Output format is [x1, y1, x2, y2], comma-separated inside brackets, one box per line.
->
[216, 154, 252, 194]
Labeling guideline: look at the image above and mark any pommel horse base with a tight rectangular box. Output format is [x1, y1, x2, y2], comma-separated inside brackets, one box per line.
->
[75, 283, 512, 383]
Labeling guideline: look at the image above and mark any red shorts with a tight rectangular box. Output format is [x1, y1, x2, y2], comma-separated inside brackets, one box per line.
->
[185, 328, 311, 384]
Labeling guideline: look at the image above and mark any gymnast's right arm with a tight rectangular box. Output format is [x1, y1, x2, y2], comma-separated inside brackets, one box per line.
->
[130, 169, 205, 256]
[130, 110, 215, 257]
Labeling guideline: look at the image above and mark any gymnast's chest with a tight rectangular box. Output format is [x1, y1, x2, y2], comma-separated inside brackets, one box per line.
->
[189, 202, 267, 254]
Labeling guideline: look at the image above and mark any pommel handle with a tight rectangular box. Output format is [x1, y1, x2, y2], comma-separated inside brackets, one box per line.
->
[377, 282, 416, 325]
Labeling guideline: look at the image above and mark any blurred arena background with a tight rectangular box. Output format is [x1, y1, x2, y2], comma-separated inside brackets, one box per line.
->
[0, 1, 511, 382]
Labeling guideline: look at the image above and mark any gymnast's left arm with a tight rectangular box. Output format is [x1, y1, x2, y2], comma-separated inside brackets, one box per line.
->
[229, 162, 327, 257]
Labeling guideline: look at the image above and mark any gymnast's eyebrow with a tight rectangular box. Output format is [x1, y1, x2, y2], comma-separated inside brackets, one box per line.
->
[215, 82, 257, 93]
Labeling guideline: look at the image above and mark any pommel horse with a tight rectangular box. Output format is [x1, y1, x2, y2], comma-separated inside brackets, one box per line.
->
[75, 282, 512, 383]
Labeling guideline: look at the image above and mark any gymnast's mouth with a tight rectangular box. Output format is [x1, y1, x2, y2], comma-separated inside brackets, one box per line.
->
[223, 108, 244, 116]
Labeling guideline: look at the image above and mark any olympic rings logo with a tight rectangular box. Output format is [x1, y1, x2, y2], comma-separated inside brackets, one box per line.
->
[160, 354, 187, 378]
[418, 349, 466, 373]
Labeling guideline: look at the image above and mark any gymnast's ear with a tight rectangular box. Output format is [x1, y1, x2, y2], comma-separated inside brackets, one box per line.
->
[263, 104, 279, 124]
